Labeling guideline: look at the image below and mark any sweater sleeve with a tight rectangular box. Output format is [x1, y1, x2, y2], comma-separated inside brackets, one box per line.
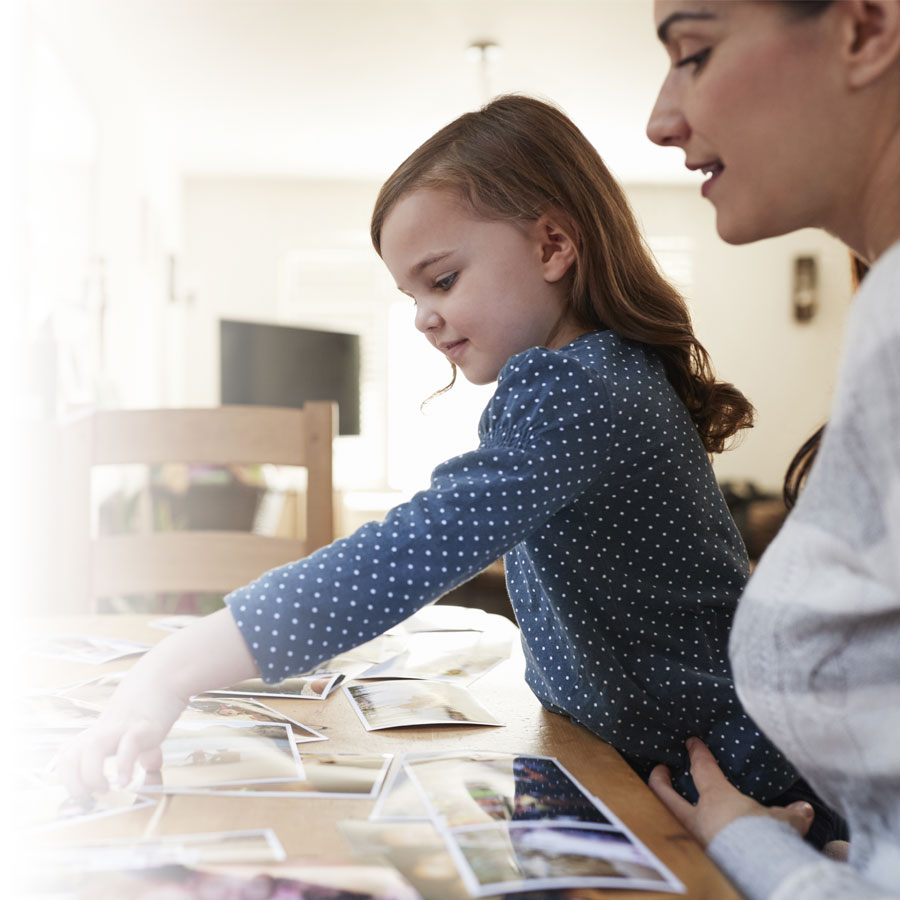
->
[708, 817, 900, 900]
[225, 347, 610, 681]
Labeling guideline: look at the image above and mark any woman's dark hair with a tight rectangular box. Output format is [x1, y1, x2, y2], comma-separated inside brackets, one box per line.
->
[783, 252, 869, 508]
[371, 94, 754, 454]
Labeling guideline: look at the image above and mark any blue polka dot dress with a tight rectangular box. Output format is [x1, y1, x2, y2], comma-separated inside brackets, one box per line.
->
[226, 330, 797, 801]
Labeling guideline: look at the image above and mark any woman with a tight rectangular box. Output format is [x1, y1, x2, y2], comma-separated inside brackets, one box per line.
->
[645, 2, 900, 898]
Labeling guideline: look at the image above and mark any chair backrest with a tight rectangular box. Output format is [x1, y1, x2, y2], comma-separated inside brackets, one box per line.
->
[58, 403, 335, 613]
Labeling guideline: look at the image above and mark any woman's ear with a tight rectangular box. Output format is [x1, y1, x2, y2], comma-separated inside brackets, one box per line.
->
[839, 0, 900, 89]
[535, 212, 578, 284]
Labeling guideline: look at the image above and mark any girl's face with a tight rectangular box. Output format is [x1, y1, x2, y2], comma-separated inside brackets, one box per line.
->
[647, 1, 841, 245]
[379, 188, 582, 385]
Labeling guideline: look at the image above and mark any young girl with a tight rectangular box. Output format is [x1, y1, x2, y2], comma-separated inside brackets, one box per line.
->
[645, 2, 900, 897]
[61, 94, 794, 812]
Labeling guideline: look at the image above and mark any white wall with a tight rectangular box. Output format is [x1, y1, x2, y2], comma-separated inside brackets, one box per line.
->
[184, 178, 853, 497]
[629, 185, 851, 492]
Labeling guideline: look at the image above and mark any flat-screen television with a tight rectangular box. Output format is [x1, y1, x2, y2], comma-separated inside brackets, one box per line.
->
[220, 319, 360, 435]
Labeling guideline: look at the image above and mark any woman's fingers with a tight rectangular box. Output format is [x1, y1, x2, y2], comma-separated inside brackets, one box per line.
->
[648, 763, 696, 831]
[684, 737, 731, 793]
[772, 800, 815, 837]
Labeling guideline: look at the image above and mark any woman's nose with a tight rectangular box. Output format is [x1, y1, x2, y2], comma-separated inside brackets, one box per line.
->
[646, 74, 690, 147]
[414, 301, 441, 334]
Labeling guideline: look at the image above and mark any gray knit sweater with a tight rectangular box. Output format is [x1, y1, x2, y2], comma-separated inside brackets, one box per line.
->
[708, 240, 900, 899]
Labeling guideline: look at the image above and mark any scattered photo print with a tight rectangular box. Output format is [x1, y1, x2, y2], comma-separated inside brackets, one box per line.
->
[446, 822, 678, 896]
[178, 752, 392, 798]
[355, 632, 511, 685]
[18, 772, 156, 832]
[338, 820, 473, 900]
[149, 614, 201, 632]
[405, 754, 612, 829]
[179, 696, 326, 743]
[204, 671, 344, 701]
[138, 722, 304, 791]
[57, 670, 127, 706]
[33, 828, 285, 874]
[22, 693, 103, 731]
[25, 861, 421, 900]
[28, 634, 150, 665]
[344, 680, 502, 731]
[389, 603, 490, 634]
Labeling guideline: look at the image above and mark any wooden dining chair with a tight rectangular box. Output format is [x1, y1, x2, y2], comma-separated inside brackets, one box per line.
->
[58, 403, 335, 614]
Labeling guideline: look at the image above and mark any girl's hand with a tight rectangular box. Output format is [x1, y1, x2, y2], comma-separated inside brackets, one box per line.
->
[648, 737, 815, 846]
[56, 663, 189, 797]
[55, 607, 260, 797]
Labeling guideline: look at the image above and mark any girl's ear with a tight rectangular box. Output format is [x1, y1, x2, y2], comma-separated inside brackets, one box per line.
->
[839, 0, 900, 89]
[535, 212, 578, 284]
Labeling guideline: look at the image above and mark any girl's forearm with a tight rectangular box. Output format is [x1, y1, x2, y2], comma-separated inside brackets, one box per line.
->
[131, 606, 259, 701]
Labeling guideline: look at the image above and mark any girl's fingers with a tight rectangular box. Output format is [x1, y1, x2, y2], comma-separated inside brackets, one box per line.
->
[114, 723, 156, 789]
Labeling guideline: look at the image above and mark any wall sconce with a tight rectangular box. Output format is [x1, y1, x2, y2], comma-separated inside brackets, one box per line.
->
[792, 255, 817, 322]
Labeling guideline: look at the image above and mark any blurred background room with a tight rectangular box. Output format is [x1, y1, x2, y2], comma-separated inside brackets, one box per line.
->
[9, 0, 853, 618]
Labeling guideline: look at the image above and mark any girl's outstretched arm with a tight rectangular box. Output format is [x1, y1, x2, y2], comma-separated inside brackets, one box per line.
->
[56, 606, 258, 797]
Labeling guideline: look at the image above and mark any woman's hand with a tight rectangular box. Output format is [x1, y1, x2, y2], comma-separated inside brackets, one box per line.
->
[648, 737, 815, 846]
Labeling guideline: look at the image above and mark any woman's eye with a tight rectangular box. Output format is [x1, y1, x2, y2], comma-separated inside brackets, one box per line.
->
[675, 47, 711, 73]
[434, 272, 457, 291]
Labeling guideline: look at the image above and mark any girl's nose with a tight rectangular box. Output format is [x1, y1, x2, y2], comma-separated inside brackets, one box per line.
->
[646, 74, 690, 147]
[414, 301, 442, 334]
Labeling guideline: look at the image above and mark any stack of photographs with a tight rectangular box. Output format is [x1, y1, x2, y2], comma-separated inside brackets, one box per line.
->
[370, 750, 684, 897]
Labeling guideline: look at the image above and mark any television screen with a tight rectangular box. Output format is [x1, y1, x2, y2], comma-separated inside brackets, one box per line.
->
[220, 319, 360, 435]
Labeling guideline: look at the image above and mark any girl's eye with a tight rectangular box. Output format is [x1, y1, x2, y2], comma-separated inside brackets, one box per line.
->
[675, 47, 710, 73]
[434, 272, 457, 292]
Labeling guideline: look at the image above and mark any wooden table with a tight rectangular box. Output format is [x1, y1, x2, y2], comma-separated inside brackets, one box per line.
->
[24, 613, 739, 900]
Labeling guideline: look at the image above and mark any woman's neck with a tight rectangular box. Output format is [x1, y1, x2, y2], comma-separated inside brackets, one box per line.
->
[834, 121, 900, 264]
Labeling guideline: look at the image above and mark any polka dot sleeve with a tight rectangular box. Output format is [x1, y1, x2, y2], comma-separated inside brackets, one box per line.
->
[224, 346, 611, 682]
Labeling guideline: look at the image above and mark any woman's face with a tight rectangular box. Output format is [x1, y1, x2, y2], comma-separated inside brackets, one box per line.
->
[647, 1, 840, 245]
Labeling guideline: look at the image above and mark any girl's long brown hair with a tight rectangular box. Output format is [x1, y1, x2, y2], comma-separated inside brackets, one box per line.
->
[370, 94, 753, 454]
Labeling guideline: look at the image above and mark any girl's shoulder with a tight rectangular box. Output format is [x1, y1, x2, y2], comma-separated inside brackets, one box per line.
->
[496, 329, 656, 390]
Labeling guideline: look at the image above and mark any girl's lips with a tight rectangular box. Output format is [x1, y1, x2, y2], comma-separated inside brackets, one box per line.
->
[441, 339, 468, 362]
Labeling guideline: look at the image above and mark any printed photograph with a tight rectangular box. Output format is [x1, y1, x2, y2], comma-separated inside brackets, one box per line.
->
[22, 693, 103, 731]
[149, 614, 201, 632]
[34, 828, 286, 874]
[25, 861, 422, 900]
[205, 671, 344, 701]
[405, 753, 612, 828]
[448, 822, 678, 896]
[28, 633, 150, 664]
[138, 722, 304, 790]
[182, 752, 393, 798]
[355, 632, 511, 685]
[344, 681, 502, 731]
[19, 772, 157, 832]
[388, 603, 490, 634]
[179, 696, 326, 743]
